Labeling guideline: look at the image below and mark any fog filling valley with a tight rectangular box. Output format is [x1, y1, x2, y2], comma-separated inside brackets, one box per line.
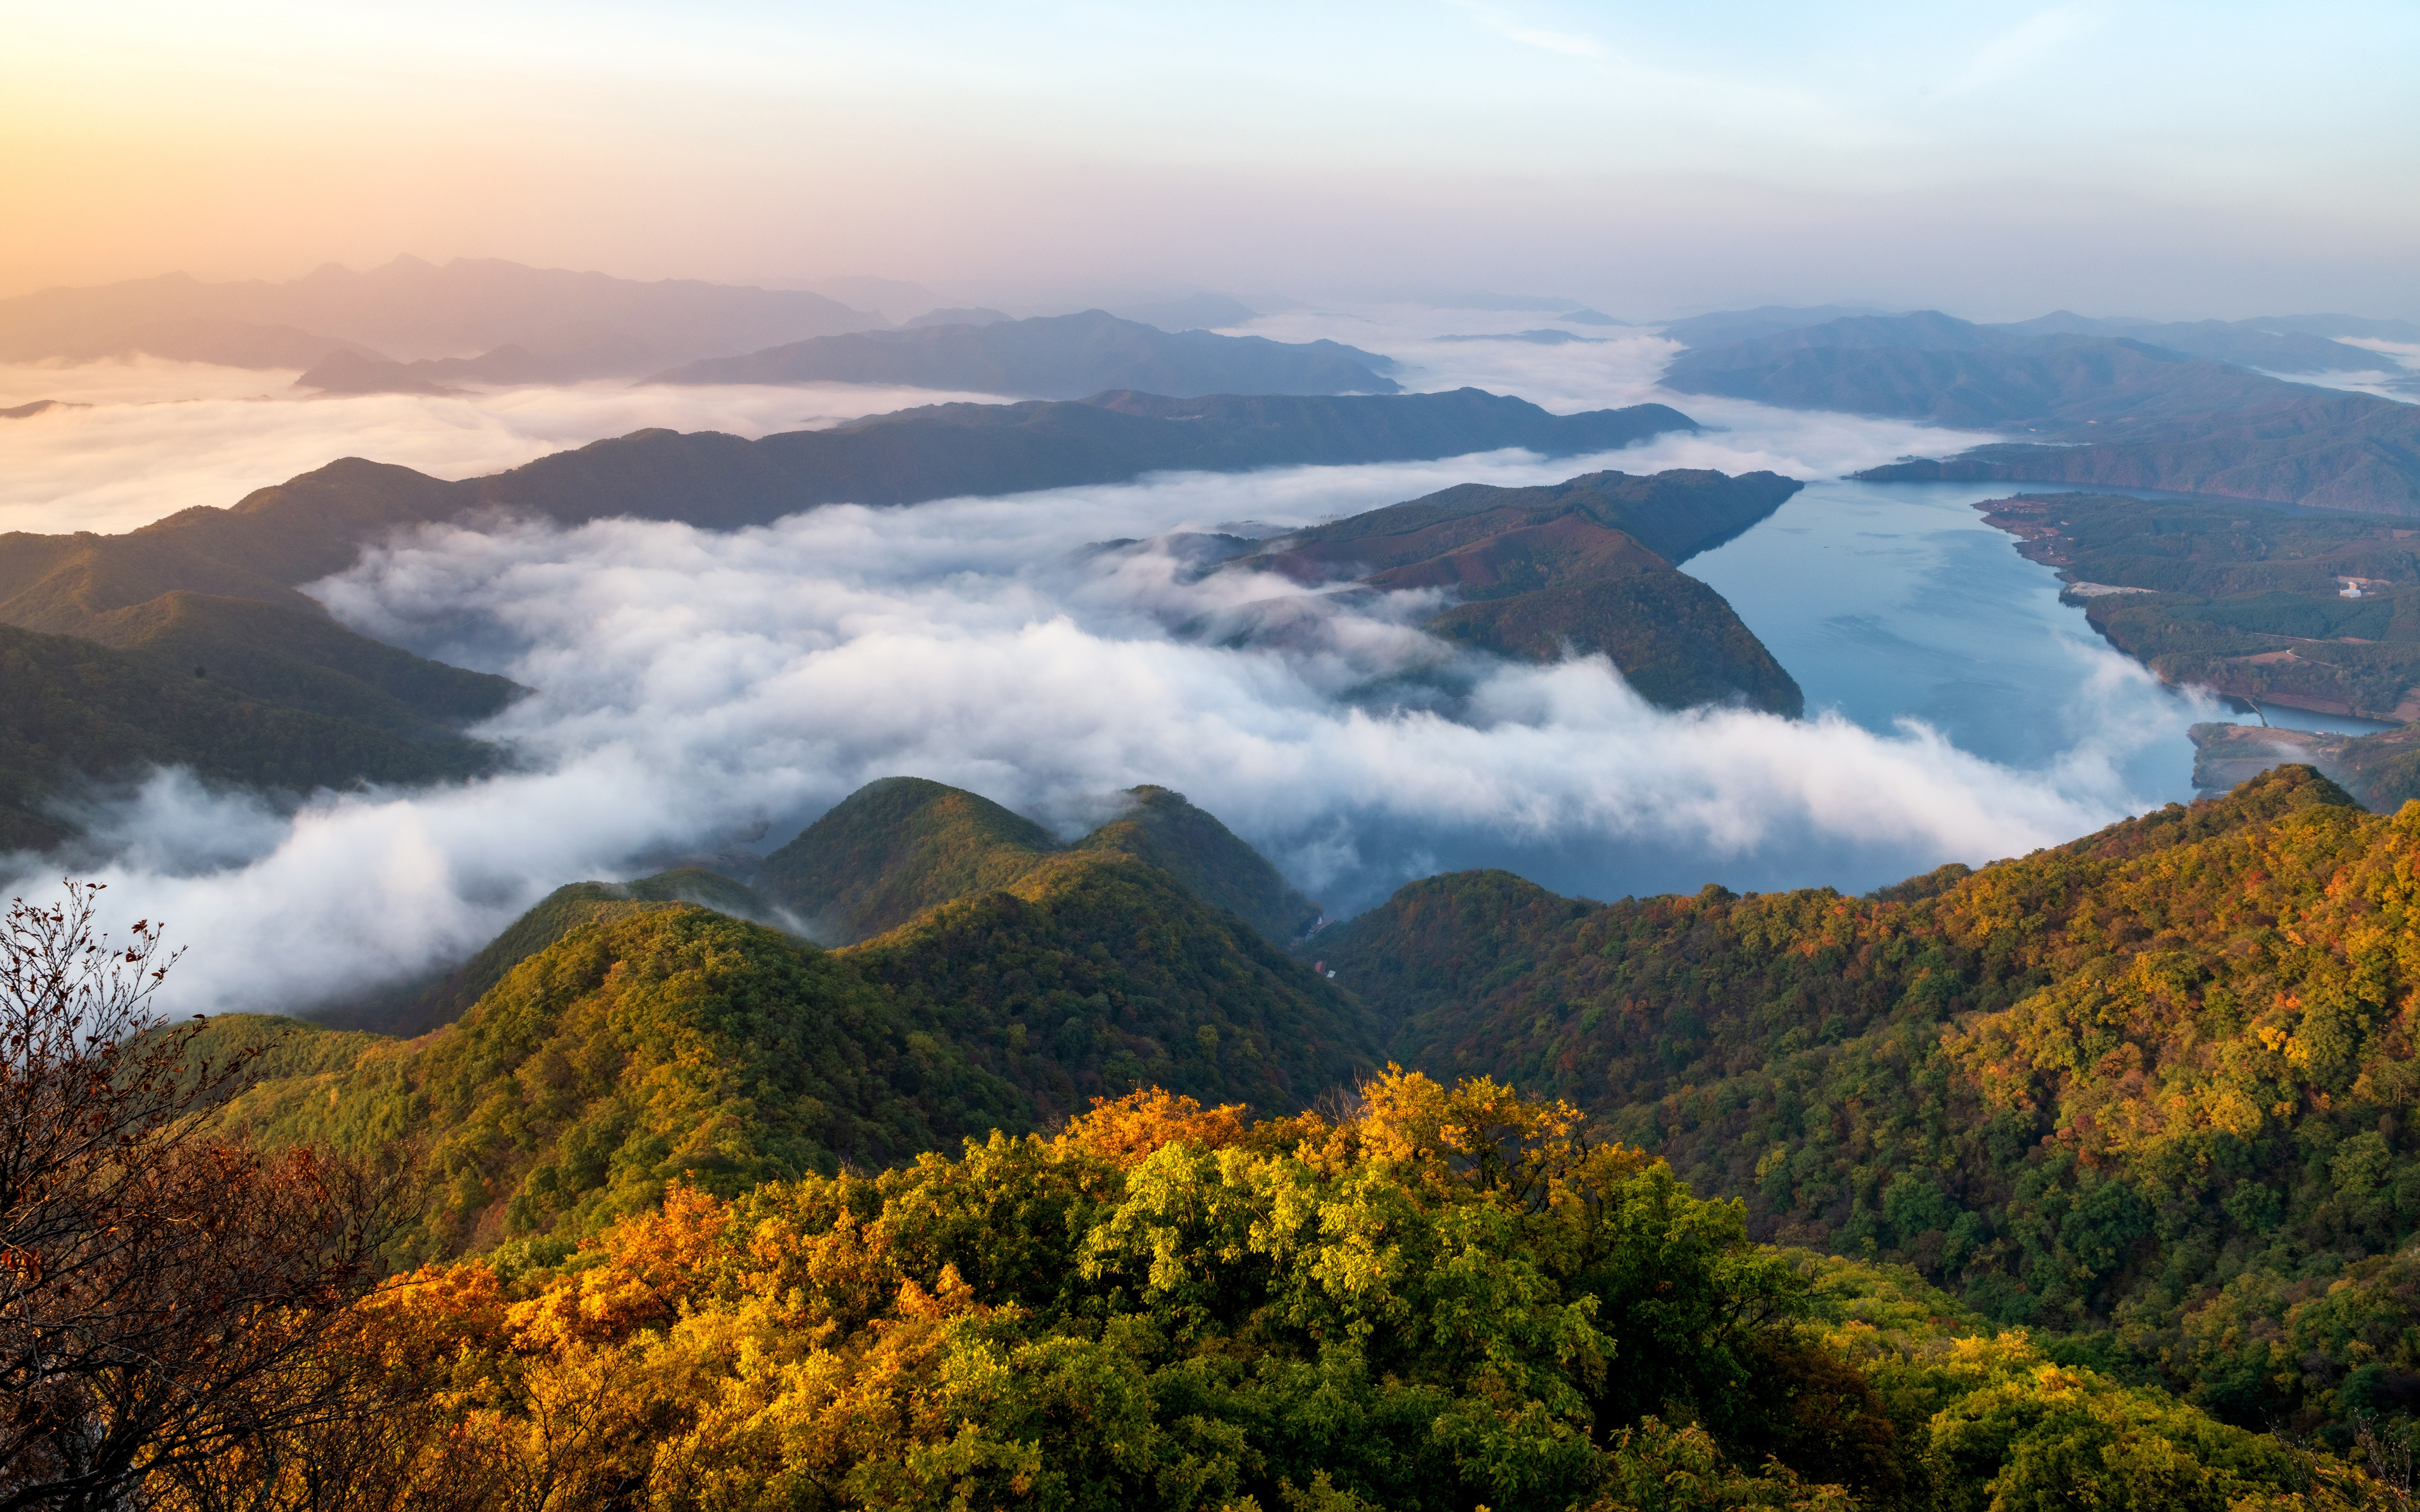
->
[3, 313, 2229, 1014]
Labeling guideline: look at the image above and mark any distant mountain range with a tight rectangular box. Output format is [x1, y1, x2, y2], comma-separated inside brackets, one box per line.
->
[1663, 304, 2417, 374]
[0, 388, 1697, 845]
[1207, 469, 1806, 713]
[649, 309, 1399, 397]
[1661, 309, 2420, 512]
[0, 255, 887, 378]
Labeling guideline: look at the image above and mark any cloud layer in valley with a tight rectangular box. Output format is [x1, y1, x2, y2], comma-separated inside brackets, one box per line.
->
[26, 446, 2186, 1015]
[0, 360, 1015, 534]
[1, 311, 2215, 1016]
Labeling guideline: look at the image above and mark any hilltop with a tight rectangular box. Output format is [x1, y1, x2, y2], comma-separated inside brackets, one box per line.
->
[750, 777, 1063, 943]
[205, 781, 1367, 1259]
[0, 254, 885, 375]
[750, 776, 1323, 947]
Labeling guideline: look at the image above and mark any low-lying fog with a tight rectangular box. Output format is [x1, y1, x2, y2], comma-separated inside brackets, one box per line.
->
[4, 311, 2221, 1016]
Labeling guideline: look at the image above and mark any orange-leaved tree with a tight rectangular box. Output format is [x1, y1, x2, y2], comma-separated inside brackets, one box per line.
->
[0, 882, 391, 1512]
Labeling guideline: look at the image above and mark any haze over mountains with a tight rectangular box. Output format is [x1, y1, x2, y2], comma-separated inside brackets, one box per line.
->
[0, 255, 890, 376]
[1662, 309, 2420, 511]
[650, 309, 1400, 397]
[12, 269, 2420, 1016]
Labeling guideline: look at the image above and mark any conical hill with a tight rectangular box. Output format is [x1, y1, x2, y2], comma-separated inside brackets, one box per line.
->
[751, 776, 1058, 943]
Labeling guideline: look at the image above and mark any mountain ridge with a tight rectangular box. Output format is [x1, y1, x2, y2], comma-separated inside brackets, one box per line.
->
[648, 309, 1400, 397]
[1660, 309, 2420, 512]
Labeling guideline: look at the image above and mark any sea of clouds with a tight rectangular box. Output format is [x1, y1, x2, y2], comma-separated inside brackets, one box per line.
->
[2, 315, 2212, 1014]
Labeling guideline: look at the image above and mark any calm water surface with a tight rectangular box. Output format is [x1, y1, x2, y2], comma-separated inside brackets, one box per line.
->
[1684, 479, 2391, 808]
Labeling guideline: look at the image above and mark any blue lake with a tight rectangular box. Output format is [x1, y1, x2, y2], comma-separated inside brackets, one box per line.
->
[1684, 479, 2394, 808]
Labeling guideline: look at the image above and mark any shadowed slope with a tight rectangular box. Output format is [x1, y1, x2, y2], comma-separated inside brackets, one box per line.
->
[1070, 784, 1324, 942]
[1230, 469, 1806, 714]
[0, 616, 507, 850]
[213, 844, 1369, 1258]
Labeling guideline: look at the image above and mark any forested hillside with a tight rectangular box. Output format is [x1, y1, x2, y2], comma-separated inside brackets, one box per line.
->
[0, 609, 511, 848]
[1323, 765, 2420, 1438]
[1975, 490, 2420, 721]
[58, 766, 2420, 1504]
[204, 819, 1364, 1261]
[217, 1077, 2367, 1511]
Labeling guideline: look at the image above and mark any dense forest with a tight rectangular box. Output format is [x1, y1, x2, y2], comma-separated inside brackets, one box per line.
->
[1973, 492, 2420, 721]
[1323, 765, 2420, 1443]
[23, 768, 2420, 1506]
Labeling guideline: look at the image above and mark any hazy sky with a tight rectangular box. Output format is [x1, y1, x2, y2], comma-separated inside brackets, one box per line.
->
[4, 1, 2415, 318]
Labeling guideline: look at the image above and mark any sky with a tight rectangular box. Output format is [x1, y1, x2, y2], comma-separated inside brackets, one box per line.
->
[3, 0, 2414, 319]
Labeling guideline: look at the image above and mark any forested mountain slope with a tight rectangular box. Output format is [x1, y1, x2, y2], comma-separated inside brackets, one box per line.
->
[750, 777, 1061, 943]
[1321, 765, 2420, 1434]
[0, 610, 510, 849]
[1976, 490, 2420, 722]
[173, 762, 2420, 1485]
[752, 777, 1322, 947]
[300, 1077, 2360, 1511]
[1219, 468, 1806, 713]
[209, 823, 1365, 1259]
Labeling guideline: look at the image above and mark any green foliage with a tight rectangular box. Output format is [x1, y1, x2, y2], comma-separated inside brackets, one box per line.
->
[216, 847, 1363, 1260]
[208, 906, 1028, 1260]
[315, 868, 770, 1036]
[1073, 784, 1324, 942]
[755, 776, 1323, 949]
[329, 1076, 2354, 1511]
[751, 775, 1063, 943]
[838, 850, 1370, 1119]
[1329, 765, 2420, 1440]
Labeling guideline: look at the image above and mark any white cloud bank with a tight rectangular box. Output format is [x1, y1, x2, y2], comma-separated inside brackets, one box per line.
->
[0, 312, 2197, 1017]
[27, 437, 2179, 1017]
